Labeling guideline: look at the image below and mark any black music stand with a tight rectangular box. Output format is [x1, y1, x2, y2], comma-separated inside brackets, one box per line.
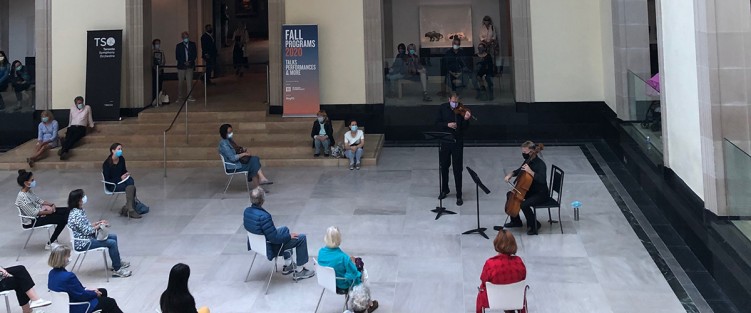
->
[463, 167, 491, 239]
[423, 131, 456, 220]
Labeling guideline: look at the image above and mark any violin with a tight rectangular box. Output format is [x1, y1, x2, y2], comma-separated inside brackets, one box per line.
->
[503, 143, 544, 217]
[453, 103, 478, 120]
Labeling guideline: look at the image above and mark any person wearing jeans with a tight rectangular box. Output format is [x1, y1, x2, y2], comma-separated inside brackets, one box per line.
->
[175, 31, 197, 103]
[59, 96, 95, 161]
[66, 189, 132, 278]
[344, 120, 365, 170]
[243, 187, 315, 281]
[311, 110, 335, 157]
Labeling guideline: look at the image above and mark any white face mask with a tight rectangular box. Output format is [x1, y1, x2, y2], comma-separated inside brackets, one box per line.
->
[317, 116, 324, 123]
[82, 195, 88, 205]
[227, 132, 234, 139]
[0, 56, 4, 62]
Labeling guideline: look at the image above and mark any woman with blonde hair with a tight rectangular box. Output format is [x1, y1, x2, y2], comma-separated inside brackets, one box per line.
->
[27, 110, 59, 167]
[476, 230, 527, 313]
[318, 226, 378, 312]
[47, 245, 124, 313]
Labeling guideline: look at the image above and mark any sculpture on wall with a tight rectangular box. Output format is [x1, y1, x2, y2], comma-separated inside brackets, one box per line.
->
[448, 32, 466, 40]
[424, 31, 444, 42]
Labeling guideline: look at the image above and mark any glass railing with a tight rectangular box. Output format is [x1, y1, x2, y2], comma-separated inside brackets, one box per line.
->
[724, 139, 751, 216]
[383, 54, 514, 106]
[623, 70, 663, 157]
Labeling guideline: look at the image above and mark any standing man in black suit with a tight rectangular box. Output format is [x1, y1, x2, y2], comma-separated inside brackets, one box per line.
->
[201, 24, 217, 86]
[175, 31, 197, 103]
[435, 92, 472, 206]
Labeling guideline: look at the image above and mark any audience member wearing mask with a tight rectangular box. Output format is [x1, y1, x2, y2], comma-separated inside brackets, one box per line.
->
[10, 59, 32, 111]
[152, 38, 166, 105]
[66, 189, 132, 278]
[159, 263, 210, 313]
[472, 42, 495, 101]
[27, 110, 60, 167]
[201, 24, 217, 85]
[59, 96, 94, 161]
[0, 264, 52, 313]
[175, 31, 198, 103]
[0, 51, 10, 110]
[218, 123, 273, 186]
[48, 245, 125, 313]
[343, 120, 365, 170]
[102, 143, 143, 219]
[14, 169, 70, 249]
[442, 38, 469, 95]
[311, 110, 335, 157]
[405, 43, 432, 102]
[386, 43, 408, 96]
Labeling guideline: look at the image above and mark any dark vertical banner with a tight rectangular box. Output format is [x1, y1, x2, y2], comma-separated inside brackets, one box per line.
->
[86, 30, 122, 121]
[282, 24, 319, 117]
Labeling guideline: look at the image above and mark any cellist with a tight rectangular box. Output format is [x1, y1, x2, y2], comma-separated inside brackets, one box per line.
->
[498, 141, 549, 235]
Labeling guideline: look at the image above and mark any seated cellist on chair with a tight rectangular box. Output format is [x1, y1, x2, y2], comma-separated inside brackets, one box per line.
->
[497, 141, 548, 235]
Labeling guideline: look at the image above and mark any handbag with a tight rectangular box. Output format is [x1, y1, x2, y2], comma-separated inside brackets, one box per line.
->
[95, 223, 110, 241]
[231, 140, 251, 164]
[135, 199, 150, 215]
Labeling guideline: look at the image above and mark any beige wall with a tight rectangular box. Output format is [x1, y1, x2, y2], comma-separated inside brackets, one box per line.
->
[51, 0, 127, 110]
[151, 0, 190, 68]
[529, 0, 608, 102]
[660, 0, 704, 199]
[285, 0, 366, 105]
[600, 0, 616, 110]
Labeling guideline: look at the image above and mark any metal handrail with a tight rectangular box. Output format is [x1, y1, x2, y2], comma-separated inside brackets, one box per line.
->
[162, 67, 206, 177]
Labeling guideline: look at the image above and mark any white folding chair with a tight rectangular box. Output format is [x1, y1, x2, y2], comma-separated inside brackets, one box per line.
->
[313, 258, 352, 313]
[15, 206, 54, 261]
[244, 231, 287, 295]
[66, 226, 110, 282]
[101, 173, 126, 214]
[220, 154, 251, 197]
[484, 280, 529, 312]
[0, 290, 11, 313]
[48, 290, 102, 313]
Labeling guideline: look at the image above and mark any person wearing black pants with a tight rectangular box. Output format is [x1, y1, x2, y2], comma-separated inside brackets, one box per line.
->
[500, 141, 548, 235]
[59, 96, 95, 160]
[201, 24, 217, 85]
[15, 169, 70, 247]
[435, 93, 472, 206]
[0, 265, 52, 312]
[48, 245, 124, 313]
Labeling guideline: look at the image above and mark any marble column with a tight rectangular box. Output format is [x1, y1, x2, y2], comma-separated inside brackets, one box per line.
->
[510, 0, 534, 103]
[0, 0, 8, 51]
[363, 0, 384, 104]
[125, 0, 152, 108]
[33, 0, 52, 110]
[268, 0, 284, 108]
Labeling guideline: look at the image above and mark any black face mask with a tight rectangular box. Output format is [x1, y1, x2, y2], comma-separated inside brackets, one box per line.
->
[522, 153, 531, 160]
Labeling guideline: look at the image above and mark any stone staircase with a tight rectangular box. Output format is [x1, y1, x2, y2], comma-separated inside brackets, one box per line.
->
[0, 104, 384, 170]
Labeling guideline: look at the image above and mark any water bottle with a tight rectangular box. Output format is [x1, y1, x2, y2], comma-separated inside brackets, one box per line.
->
[571, 201, 581, 221]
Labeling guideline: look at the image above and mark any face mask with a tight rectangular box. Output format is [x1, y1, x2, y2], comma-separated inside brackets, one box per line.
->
[522, 153, 530, 160]
[350, 125, 358, 132]
[398, 49, 405, 54]
[82, 195, 88, 204]
[42, 117, 49, 123]
[452, 45, 460, 50]
[28, 180, 36, 188]
[227, 132, 233, 139]
[15, 65, 22, 71]
[115, 150, 123, 157]
[450, 101, 458, 109]
[0, 56, 4, 61]
[317, 117, 324, 123]
[154, 44, 161, 49]
[77, 103, 84, 110]
[409, 49, 416, 55]
[207, 29, 213, 34]
[183, 38, 189, 43]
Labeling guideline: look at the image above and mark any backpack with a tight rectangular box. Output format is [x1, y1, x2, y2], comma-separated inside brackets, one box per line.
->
[330, 144, 344, 158]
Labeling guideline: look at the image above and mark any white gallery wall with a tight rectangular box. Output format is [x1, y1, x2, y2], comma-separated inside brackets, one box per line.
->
[7, 0, 34, 61]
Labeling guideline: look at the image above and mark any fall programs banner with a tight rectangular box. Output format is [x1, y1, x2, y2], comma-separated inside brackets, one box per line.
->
[282, 24, 319, 117]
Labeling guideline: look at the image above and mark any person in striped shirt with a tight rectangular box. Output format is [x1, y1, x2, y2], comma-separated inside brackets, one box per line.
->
[14, 169, 70, 249]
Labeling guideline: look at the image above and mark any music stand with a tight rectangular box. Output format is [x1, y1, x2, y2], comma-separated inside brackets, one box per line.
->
[423, 131, 456, 220]
[463, 167, 491, 239]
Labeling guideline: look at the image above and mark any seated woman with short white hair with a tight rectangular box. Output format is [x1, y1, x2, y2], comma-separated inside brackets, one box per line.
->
[317, 226, 378, 312]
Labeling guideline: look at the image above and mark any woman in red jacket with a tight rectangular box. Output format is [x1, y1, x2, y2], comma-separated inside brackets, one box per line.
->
[476, 230, 526, 313]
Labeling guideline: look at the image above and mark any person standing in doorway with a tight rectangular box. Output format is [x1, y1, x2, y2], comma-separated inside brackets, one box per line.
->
[201, 24, 217, 86]
[175, 31, 197, 103]
[232, 24, 250, 77]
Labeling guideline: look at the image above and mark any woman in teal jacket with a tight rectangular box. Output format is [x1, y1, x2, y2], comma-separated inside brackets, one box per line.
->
[0, 51, 10, 110]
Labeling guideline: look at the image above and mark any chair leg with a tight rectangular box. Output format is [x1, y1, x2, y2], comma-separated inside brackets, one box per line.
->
[17, 227, 36, 261]
[103, 249, 110, 282]
[245, 174, 251, 203]
[548, 208, 553, 223]
[4, 293, 11, 313]
[558, 207, 563, 234]
[71, 254, 82, 273]
[78, 251, 89, 273]
[224, 175, 235, 193]
[263, 261, 275, 295]
[245, 253, 257, 282]
[314, 288, 325, 313]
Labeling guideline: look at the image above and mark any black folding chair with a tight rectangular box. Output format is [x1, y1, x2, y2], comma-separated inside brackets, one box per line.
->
[531, 165, 564, 234]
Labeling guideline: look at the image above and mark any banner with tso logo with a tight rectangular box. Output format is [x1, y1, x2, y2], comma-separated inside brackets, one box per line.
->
[86, 30, 122, 121]
[282, 24, 319, 117]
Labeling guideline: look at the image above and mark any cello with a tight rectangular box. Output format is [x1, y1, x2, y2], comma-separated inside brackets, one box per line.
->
[504, 143, 544, 217]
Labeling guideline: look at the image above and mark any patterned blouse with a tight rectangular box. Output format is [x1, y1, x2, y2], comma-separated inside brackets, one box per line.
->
[67, 208, 96, 251]
[15, 190, 44, 225]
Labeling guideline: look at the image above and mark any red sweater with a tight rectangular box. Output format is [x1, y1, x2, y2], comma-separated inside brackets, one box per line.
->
[476, 254, 527, 313]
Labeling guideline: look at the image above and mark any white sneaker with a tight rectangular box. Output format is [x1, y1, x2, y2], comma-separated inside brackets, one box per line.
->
[187, 97, 196, 101]
[29, 298, 52, 308]
[44, 242, 51, 250]
[112, 268, 132, 278]
[110, 261, 130, 270]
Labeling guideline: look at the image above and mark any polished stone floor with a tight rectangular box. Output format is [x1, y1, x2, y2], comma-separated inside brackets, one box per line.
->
[0, 147, 687, 313]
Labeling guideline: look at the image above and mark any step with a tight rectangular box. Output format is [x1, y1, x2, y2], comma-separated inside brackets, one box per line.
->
[77, 134, 316, 146]
[137, 110, 268, 123]
[92, 120, 342, 134]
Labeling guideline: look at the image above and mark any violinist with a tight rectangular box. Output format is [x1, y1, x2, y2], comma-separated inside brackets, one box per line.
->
[435, 92, 472, 206]
[498, 141, 548, 235]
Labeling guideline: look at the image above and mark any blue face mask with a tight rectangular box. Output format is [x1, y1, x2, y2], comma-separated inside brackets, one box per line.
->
[450, 101, 458, 109]
[183, 38, 189, 43]
[115, 150, 123, 157]
[41, 117, 49, 123]
[15, 65, 22, 71]
[452, 45, 460, 50]
[28, 180, 36, 188]
[350, 125, 358, 132]
[409, 49, 416, 55]
[77, 103, 84, 110]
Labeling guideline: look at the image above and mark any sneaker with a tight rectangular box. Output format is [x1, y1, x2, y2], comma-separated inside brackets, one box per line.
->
[29, 298, 52, 309]
[112, 261, 130, 270]
[349, 164, 354, 170]
[187, 97, 196, 102]
[282, 263, 296, 275]
[355, 163, 361, 170]
[292, 268, 315, 281]
[112, 268, 132, 278]
[44, 242, 52, 250]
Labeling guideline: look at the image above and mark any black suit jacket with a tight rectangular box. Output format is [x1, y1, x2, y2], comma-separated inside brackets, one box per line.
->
[201, 33, 217, 58]
[175, 41, 198, 69]
[435, 102, 470, 140]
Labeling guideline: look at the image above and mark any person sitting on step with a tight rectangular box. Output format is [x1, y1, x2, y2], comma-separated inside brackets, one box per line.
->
[344, 120, 365, 170]
[311, 110, 335, 157]
[27, 110, 60, 167]
[59, 96, 95, 161]
[102, 143, 142, 219]
[15, 169, 70, 250]
[218, 123, 273, 187]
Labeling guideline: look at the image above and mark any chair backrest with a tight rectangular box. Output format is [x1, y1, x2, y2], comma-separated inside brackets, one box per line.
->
[314, 259, 338, 293]
[485, 280, 528, 311]
[247, 231, 268, 258]
[49, 289, 91, 313]
[549, 164, 565, 204]
[101, 173, 113, 195]
[220, 154, 236, 175]
[17, 205, 36, 227]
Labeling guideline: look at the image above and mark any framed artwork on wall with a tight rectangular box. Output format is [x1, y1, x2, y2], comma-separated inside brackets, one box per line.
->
[419, 5, 473, 48]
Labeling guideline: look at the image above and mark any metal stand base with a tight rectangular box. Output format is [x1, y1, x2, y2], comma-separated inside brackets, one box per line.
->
[462, 227, 489, 239]
[432, 206, 457, 220]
